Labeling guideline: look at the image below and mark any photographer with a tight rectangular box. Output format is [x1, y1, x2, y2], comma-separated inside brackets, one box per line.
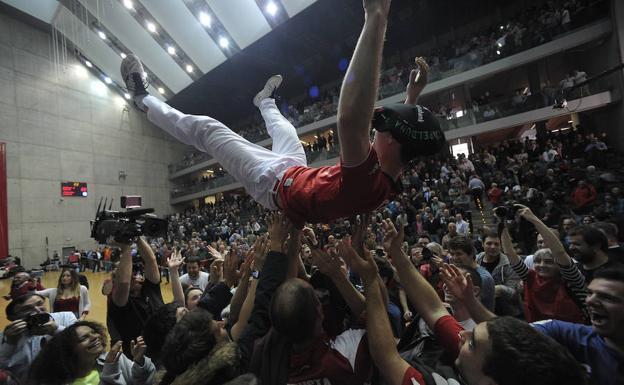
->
[108, 237, 164, 356]
[0, 293, 77, 383]
[4, 271, 45, 301]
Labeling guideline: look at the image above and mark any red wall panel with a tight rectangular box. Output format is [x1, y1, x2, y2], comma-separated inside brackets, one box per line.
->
[0, 143, 7, 258]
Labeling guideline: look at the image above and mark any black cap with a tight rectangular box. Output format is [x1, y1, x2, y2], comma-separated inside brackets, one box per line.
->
[373, 104, 446, 158]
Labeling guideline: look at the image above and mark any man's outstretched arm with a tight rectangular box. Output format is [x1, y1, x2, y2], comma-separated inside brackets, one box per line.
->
[337, 0, 390, 167]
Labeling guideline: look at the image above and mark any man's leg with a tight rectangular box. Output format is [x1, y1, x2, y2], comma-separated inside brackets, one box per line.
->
[121, 55, 281, 209]
[254, 76, 306, 166]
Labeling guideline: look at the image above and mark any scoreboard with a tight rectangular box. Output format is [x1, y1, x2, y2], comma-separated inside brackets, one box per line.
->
[61, 182, 88, 197]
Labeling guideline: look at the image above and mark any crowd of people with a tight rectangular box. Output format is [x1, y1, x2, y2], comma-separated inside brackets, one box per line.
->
[1, 0, 622, 384]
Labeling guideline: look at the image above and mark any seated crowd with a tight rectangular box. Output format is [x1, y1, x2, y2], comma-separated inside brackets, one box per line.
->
[2, 120, 623, 385]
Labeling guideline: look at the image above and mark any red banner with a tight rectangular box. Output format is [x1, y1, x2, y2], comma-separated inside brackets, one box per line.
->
[0, 143, 7, 259]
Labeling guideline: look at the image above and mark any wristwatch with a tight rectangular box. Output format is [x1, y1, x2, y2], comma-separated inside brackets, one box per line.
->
[251, 270, 260, 279]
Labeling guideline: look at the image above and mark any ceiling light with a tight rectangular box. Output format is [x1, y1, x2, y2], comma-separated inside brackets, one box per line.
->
[496, 50, 501, 55]
[124, 93, 131, 100]
[104, 76, 112, 84]
[199, 12, 211, 27]
[186, 64, 193, 73]
[266, 1, 278, 16]
[120, 52, 127, 59]
[158, 87, 165, 94]
[123, 0, 133, 10]
[85, 60, 93, 68]
[98, 30, 106, 40]
[147, 22, 157, 33]
[167, 46, 176, 55]
[219, 37, 229, 48]
[74, 65, 88, 78]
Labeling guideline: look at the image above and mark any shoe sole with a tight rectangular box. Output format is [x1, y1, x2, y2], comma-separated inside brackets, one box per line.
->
[254, 75, 282, 107]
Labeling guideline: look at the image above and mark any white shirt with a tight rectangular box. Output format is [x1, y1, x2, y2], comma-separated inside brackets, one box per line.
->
[179, 271, 210, 290]
[456, 219, 469, 236]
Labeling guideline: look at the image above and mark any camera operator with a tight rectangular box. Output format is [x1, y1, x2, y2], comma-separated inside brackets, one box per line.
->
[0, 293, 77, 383]
[108, 236, 164, 356]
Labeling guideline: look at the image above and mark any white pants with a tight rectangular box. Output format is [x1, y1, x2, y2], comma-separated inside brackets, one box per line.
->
[143, 96, 307, 210]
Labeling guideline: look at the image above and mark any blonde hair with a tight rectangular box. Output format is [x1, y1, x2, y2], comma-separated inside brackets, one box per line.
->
[57, 268, 80, 297]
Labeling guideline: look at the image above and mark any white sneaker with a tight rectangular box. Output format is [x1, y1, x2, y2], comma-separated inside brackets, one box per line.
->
[120, 54, 149, 110]
[253, 75, 283, 107]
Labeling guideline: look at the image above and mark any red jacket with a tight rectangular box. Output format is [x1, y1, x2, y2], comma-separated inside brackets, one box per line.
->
[571, 185, 597, 209]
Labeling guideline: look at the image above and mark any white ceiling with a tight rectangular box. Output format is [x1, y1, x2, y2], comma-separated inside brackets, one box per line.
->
[1, 0, 319, 99]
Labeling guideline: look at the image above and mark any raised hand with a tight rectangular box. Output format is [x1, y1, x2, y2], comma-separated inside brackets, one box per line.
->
[223, 247, 240, 287]
[105, 341, 123, 364]
[338, 241, 378, 285]
[206, 245, 223, 260]
[167, 248, 185, 271]
[209, 259, 224, 283]
[268, 212, 293, 251]
[351, 213, 370, 255]
[130, 336, 147, 365]
[3, 320, 27, 345]
[302, 227, 319, 249]
[311, 247, 344, 280]
[406, 57, 429, 104]
[440, 264, 475, 303]
[252, 234, 269, 271]
[381, 219, 404, 255]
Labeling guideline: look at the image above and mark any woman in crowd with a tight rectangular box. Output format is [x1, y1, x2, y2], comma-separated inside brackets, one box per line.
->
[36, 268, 90, 320]
[501, 205, 588, 323]
[29, 321, 155, 385]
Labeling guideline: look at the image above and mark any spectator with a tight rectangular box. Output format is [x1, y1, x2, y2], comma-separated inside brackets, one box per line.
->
[502, 207, 588, 323]
[0, 293, 77, 383]
[487, 183, 503, 206]
[448, 236, 496, 311]
[592, 221, 624, 263]
[569, 225, 621, 283]
[35, 268, 90, 320]
[108, 237, 164, 356]
[29, 322, 155, 385]
[4, 271, 44, 301]
[179, 256, 210, 290]
[441, 222, 458, 250]
[455, 213, 470, 237]
[572, 180, 597, 214]
[476, 229, 523, 317]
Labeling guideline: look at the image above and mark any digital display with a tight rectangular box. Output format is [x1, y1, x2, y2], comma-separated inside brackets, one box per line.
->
[61, 182, 88, 197]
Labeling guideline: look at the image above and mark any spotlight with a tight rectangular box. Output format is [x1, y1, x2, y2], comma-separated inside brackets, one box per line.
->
[167, 46, 176, 55]
[158, 87, 165, 94]
[496, 50, 501, 55]
[219, 37, 229, 48]
[199, 12, 211, 27]
[124, 93, 131, 100]
[98, 30, 107, 40]
[266, 1, 278, 16]
[120, 52, 127, 59]
[85, 60, 93, 68]
[186, 64, 193, 73]
[123, 0, 133, 10]
[104, 76, 112, 84]
[147, 22, 157, 33]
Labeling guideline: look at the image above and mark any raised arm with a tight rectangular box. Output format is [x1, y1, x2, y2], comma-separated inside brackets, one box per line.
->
[337, 0, 390, 166]
[343, 238, 411, 385]
[112, 244, 132, 307]
[500, 225, 529, 282]
[517, 206, 573, 266]
[167, 249, 185, 307]
[405, 57, 429, 105]
[225, 250, 254, 325]
[441, 264, 496, 323]
[382, 219, 449, 329]
[137, 237, 160, 284]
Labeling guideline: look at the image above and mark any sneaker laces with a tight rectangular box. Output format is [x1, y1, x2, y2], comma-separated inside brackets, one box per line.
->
[127, 72, 149, 95]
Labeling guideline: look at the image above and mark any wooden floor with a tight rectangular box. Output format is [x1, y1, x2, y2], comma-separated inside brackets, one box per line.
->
[0, 271, 174, 330]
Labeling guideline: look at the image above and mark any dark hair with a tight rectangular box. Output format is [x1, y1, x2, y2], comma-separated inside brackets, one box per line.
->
[270, 279, 319, 344]
[568, 225, 609, 252]
[57, 268, 80, 296]
[161, 308, 216, 376]
[482, 227, 499, 241]
[6, 293, 46, 321]
[186, 256, 201, 265]
[374, 255, 395, 281]
[483, 317, 587, 385]
[591, 221, 618, 242]
[448, 236, 475, 258]
[142, 303, 179, 363]
[593, 265, 624, 284]
[30, 321, 107, 385]
[417, 233, 432, 242]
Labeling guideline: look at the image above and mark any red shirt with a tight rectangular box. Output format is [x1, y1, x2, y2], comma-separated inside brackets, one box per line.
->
[279, 148, 400, 225]
[54, 296, 80, 315]
[523, 270, 586, 324]
[288, 329, 373, 385]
